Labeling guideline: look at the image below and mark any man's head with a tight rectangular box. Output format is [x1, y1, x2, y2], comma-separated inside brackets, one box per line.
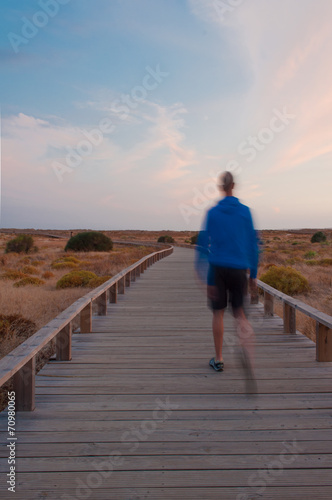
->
[219, 171, 234, 196]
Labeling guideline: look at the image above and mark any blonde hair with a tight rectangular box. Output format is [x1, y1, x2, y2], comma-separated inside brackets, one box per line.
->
[219, 171, 234, 191]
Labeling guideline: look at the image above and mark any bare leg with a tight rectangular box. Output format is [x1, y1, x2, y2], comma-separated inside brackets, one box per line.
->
[234, 307, 257, 393]
[212, 309, 225, 362]
[234, 307, 255, 369]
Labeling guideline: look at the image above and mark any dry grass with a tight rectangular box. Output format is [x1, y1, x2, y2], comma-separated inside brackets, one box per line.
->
[258, 230, 332, 341]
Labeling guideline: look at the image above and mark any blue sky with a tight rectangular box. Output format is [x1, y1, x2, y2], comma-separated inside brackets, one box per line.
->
[1, 0, 332, 230]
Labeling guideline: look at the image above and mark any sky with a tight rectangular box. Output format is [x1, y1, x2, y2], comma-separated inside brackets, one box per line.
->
[0, 0, 331, 231]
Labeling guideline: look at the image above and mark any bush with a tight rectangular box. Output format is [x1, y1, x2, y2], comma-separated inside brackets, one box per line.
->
[62, 256, 81, 264]
[157, 235, 175, 243]
[56, 270, 98, 289]
[1, 269, 28, 280]
[5, 234, 34, 254]
[260, 265, 310, 295]
[311, 231, 327, 243]
[21, 265, 39, 275]
[190, 233, 199, 245]
[42, 271, 55, 280]
[14, 277, 45, 287]
[65, 232, 113, 252]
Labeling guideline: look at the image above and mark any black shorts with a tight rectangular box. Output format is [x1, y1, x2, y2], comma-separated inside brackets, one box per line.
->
[209, 266, 247, 312]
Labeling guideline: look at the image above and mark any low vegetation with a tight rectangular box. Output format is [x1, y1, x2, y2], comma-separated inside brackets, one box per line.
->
[157, 235, 175, 243]
[5, 234, 36, 254]
[65, 231, 113, 252]
[56, 270, 109, 289]
[260, 265, 310, 295]
[311, 231, 327, 243]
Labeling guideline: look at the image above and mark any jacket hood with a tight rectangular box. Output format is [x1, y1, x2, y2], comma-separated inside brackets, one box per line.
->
[216, 196, 241, 214]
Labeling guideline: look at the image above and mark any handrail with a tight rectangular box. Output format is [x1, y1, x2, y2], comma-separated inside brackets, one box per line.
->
[0, 246, 173, 411]
[255, 279, 332, 362]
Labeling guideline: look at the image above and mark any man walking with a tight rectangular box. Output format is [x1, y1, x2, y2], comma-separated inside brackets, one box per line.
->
[195, 172, 259, 392]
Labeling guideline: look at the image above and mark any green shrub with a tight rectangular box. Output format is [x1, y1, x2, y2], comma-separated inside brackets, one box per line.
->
[304, 251, 316, 260]
[311, 231, 327, 243]
[65, 232, 113, 252]
[157, 235, 175, 243]
[190, 233, 199, 245]
[5, 234, 35, 254]
[14, 277, 45, 287]
[260, 265, 310, 295]
[56, 270, 98, 289]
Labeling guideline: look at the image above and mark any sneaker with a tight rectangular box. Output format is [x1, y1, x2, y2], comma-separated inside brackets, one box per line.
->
[209, 358, 224, 371]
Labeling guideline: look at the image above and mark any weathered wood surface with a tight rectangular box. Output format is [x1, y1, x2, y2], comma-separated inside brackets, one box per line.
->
[1, 248, 332, 499]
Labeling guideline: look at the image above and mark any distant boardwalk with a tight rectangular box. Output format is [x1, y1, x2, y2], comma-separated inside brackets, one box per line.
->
[1, 248, 332, 499]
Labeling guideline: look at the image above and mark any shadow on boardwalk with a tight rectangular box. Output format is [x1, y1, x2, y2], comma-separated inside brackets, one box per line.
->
[1, 248, 332, 499]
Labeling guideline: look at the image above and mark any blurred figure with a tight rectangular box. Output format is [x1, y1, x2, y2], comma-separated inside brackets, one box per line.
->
[195, 172, 259, 393]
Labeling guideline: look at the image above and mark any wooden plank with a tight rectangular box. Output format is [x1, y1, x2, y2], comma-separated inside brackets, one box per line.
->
[5, 428, 332, 444]
[1, 469, 332, 489]
[2, 487, 332, 500]
[3, 453, 332, 472]
[2, 439, 331, 458]
[6, 416, 332, 432]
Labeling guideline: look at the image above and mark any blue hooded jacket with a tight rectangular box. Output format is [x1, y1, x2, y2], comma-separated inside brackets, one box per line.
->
[196, 196, 259, 284]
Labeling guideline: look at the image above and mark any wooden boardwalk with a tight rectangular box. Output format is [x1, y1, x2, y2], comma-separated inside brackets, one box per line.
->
[1, 247, 332, 499]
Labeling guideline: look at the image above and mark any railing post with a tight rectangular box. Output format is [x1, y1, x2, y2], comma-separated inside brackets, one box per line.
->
[118, 277, 125, 294]
[264, 291, 274, 316]
[131, 270, 136, 282]
[283, 302, 296, 333]
[125, 272, 131, 287]
[110, 283, 118, 303]
[136, 266, 141, 278]
[250, 289, 259, 304]
[316, 322, 332, 362]
[56, 322, 72, 361]
[97, 292, 107, 316]
[13, 357, 36, 411]
[80, 302, 92, 333]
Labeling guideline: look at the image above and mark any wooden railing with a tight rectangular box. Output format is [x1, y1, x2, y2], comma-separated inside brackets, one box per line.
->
[255, 279, 332, 362]
[0, 246, 173, 412]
